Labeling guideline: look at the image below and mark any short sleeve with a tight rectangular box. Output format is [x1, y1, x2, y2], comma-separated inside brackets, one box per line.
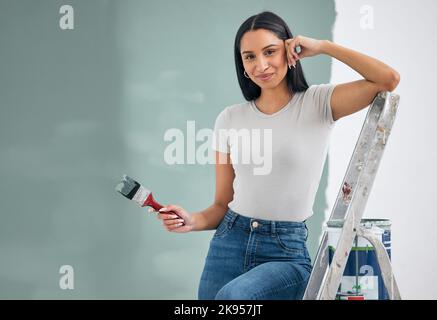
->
[211, 107, 230, 153]
[307, 83, 337, 126]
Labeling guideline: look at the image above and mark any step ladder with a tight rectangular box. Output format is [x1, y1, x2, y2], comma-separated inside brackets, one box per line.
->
[303, 91, 401, 300]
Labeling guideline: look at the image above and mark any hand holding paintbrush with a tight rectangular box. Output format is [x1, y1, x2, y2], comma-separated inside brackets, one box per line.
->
[115, 174, 195, 233]
[152, 205, 194, 233]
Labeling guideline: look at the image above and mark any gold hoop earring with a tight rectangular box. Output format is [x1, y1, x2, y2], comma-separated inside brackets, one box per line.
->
[244, 70, 250, 79]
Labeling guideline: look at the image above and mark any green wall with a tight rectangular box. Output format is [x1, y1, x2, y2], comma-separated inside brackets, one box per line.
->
[0, 0, 335, 299]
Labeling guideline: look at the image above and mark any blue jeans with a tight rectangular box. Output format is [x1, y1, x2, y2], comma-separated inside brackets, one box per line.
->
[198, 208, 312, 300]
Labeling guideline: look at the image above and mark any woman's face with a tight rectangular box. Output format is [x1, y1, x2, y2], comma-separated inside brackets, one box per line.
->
[240, 29, 288, 89]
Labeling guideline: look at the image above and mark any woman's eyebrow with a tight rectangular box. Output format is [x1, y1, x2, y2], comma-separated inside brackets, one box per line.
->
[241, 44, 278, 54]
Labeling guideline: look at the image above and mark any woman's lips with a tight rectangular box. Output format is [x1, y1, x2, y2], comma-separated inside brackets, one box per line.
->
[256, 73, 274, 81]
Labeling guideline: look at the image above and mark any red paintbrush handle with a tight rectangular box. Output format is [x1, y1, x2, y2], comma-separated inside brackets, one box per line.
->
[142, 193, 185, 225]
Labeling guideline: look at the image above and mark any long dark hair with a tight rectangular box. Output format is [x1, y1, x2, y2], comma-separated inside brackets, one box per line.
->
[234, 11, 309, 101]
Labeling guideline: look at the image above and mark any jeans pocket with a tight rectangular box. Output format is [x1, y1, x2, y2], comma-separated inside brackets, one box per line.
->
[213, 219, 231, 239]
[275, 229, 306, 256]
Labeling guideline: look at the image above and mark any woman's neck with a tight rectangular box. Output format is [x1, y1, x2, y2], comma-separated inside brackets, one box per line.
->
[255, 84, 293, 115]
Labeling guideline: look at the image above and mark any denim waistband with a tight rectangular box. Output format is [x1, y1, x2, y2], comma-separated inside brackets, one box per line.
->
[223, 208, 306, 234]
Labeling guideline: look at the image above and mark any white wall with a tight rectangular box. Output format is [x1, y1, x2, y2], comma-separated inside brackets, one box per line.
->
[329, 0, 437, 299]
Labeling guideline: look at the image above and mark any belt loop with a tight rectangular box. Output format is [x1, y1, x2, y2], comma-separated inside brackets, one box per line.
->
[304, 222, 308, 241]
[228, 209, 238, 228]
[271, 221, 276, 235]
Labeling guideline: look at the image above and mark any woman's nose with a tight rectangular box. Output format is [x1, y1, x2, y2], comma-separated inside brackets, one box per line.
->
[256, 57, 270, 72]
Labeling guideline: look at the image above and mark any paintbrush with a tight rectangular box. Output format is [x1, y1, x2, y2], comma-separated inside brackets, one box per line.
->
[115, 174, 184, 224]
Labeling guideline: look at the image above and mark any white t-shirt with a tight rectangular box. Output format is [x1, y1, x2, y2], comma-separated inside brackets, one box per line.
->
[212, 83, 337, 222]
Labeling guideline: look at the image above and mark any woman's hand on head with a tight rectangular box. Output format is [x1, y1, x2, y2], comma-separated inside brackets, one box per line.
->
[284, 35, 323, 67]
[149, 204, 195, 233]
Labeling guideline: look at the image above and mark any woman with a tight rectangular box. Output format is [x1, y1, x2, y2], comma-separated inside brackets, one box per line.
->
[152, 11, 400, 300]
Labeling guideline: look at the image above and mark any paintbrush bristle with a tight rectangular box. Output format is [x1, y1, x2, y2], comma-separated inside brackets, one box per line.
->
[115, 174, 139, 198]
[115, 174, 151, 206]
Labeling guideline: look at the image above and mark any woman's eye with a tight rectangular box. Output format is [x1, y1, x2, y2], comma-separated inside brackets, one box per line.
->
[244, 50, 275, 60]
